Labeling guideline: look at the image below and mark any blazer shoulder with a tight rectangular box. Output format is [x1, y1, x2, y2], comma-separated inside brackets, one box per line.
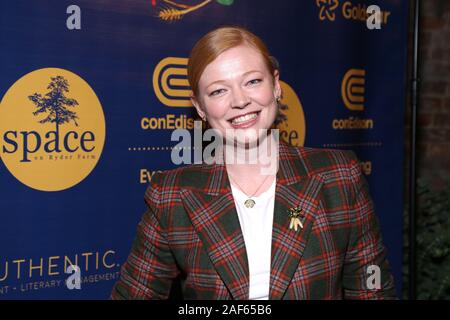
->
[148, 163, 212, 190]
[287, 144, 361, 181]
[143, 163, 210, 221]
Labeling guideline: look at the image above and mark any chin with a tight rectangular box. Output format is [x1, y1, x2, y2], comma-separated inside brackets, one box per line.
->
[231, 128, 272, 148]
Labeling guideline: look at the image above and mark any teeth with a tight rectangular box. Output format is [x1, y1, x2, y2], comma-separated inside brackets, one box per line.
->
[231, 112, 258, 125]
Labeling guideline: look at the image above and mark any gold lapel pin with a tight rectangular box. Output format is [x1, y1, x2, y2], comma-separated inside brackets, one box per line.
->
[288, 206, 304, 231]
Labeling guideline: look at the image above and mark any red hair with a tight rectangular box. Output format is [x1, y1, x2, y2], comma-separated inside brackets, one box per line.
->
[188, 26, 276, 97]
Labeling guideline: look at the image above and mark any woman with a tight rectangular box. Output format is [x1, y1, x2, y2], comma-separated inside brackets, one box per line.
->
[111, 26, 396, 300]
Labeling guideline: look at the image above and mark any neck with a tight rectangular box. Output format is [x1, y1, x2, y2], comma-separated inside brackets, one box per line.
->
[224, 131, 279, 180]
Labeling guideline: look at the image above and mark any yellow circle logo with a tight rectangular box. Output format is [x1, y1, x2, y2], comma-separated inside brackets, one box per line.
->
[0, 68, 106, 191]
[276, 81, 306, 146]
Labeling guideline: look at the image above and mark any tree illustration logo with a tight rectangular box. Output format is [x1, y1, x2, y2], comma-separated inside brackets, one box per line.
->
[0, 68, 106, 192]
[28, 76, 80, 134]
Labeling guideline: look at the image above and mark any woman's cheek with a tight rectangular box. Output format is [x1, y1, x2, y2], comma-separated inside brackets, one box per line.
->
[204, 99, 230, 119]
[250, 88, 276, 107]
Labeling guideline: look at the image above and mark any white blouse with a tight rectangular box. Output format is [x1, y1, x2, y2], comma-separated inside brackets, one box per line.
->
[230, 177, 276, 300]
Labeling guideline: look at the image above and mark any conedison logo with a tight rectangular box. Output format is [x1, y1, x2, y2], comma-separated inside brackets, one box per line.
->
[341, 68, 365, 111]
[332, 68, 373, 130]
[0, 68, 106, 191]
[153, 57, 192, 107]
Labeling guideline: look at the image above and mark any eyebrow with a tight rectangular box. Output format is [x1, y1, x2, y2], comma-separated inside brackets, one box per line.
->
[205, 70, 263, 90]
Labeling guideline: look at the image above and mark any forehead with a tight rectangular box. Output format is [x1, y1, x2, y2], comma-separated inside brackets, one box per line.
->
[199, 44, 267, 85]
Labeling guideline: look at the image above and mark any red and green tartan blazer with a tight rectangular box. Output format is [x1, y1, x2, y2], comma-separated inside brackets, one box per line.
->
[111, 140, 397, 300]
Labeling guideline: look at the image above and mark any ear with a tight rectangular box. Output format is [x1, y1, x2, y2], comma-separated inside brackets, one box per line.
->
[190, 93, 206, 120]
[273, 69, 282, 99]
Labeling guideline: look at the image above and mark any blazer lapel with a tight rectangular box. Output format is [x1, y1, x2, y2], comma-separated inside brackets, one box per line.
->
[269, 143, 324, 299]
[180, 163, 250, 300]
[179, 141, 323, 300]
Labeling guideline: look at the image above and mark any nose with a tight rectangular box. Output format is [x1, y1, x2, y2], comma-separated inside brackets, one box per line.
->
[231, 87, 251, 109]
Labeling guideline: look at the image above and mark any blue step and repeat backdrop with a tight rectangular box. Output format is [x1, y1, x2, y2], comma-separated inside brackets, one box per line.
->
[0, 0, 408, 299]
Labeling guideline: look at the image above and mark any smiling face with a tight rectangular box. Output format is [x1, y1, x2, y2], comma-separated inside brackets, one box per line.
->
[191, 44, 281, 146]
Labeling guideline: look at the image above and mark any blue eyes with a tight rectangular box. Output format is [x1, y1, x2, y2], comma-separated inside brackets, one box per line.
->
[208, 79, 262, 97]
[209, 89, 226, 97]
[247, 79, 262, 85]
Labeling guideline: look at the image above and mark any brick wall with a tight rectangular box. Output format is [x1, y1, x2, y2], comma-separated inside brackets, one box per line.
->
[405, 0, 450, 192]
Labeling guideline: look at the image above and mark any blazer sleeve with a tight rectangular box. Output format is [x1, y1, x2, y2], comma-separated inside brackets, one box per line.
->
[111, 173, 179, 299]
[342, 152, 397, 299]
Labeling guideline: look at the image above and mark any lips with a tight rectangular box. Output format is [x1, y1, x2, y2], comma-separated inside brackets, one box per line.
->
[228, 111, 260, 128]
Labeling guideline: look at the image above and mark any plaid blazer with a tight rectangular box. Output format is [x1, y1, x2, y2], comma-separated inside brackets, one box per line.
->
[111, 140, 396, 300]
